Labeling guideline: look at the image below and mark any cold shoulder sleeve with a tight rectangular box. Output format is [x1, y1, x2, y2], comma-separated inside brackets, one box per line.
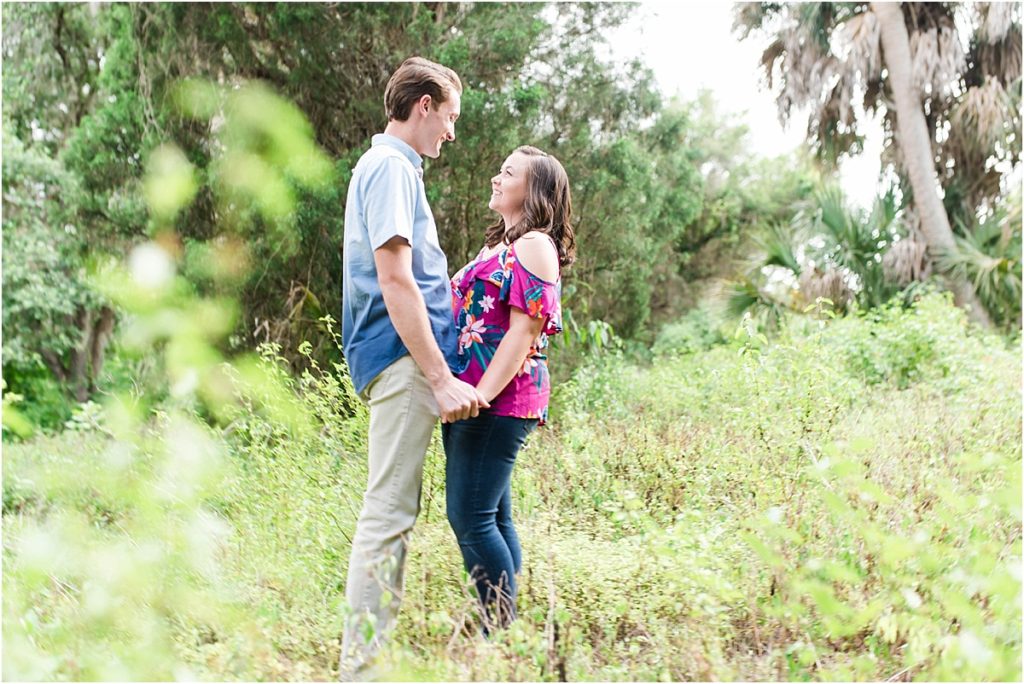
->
[498, 246, 563, 337]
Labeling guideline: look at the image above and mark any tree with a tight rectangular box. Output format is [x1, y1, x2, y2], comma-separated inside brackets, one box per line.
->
[7, 2, 704, 393]
[735, 2, 1022, 327]
[2, 4, 125, 417]
[655, 93, 818, 316]
[1, 126, 114, 410]
[872, 1, 991, 326]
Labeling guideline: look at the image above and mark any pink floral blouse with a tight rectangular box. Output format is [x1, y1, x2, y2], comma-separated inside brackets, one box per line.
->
[450, 241, 562, 424]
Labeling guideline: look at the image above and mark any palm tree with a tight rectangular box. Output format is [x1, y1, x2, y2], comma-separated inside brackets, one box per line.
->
[872, 1, 991, 327]
[735, 2, 1021, 328]
[724, 184, 901, 325]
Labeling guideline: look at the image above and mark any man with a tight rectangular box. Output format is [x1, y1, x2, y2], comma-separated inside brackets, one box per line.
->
[339, 56, 487, 679]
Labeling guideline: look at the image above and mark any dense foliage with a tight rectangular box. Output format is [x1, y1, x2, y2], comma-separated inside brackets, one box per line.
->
[3, 5, 1021, 681]
[2, 2, 820, 420]
[5, 293, 1020, 680]
[734, 2, 1022, 330]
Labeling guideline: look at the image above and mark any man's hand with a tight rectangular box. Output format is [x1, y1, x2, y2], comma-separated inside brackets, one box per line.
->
[431, 375, 490, 423]
[374, 237, 489, 423]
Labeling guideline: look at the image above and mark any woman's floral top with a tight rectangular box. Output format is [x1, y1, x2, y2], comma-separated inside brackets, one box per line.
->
[450, 240, 562, 424]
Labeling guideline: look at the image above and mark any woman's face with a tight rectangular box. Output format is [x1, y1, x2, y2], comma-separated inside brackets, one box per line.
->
[489, 152, 530, 220]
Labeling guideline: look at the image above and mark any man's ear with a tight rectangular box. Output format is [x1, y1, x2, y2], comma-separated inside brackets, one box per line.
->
[416, 94, 433, 118]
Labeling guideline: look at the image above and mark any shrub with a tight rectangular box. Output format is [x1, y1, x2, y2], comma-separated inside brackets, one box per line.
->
[823, 291, 1000, 390]
[651, 307, 727, 357]
[4, 281, 1019, 681]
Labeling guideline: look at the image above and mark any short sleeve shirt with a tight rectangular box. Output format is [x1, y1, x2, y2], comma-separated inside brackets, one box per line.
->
[342, 134, 462, 395]
[450, 241, 562, 424]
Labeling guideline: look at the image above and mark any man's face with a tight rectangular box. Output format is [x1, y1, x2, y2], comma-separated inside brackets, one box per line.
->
[417, 88, 460, 159]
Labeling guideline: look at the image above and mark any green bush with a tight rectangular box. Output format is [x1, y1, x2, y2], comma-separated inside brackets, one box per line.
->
[747, 437, 1021, 680]
[652, 307, 728, 356]
[823, 291, 997, 390]
[2, 366, 74, 431]
[4, 281, 1019, 681]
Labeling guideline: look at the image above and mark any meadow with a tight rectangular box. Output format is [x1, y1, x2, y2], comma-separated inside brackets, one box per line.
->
[4, 292, 1020, 681]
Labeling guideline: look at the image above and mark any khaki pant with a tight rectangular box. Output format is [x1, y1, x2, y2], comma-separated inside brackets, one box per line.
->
[339, 355, 439, 681]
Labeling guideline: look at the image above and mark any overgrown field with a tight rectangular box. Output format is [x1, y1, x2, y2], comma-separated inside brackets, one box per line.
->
[4, 294, 1021, 681]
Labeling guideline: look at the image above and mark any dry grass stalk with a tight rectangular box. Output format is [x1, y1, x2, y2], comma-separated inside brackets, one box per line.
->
[798, 266, 854, 309]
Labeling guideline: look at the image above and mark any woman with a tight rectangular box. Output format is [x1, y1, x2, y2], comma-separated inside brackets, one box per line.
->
[444, 145, 575, 630]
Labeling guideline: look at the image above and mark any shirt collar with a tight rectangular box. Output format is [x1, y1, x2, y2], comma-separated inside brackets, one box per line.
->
[372, 133, 424, 178]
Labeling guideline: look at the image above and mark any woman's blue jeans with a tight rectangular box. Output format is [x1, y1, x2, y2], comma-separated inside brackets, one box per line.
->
[443, 411, 537, 629]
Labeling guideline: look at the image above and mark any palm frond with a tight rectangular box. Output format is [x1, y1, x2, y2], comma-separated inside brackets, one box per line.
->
[977, 2, 1016, 44]
[938, 222, 1022, 327]
[799, 184, 904, 308]
[755, 222, 802, 275]
[838, 9, 881, 80]
[867, 188, 899, 233]
[798, 266, 854, 311]
[909, 22, 966, 98]
[812, 185, 879, 268]
[882, 233, 931, 287]
[721, 278, 788, 331]
[951, 77, 1015, 154]
[815, 185, 851, 240]
[723, 279, 762, 320]
[968, 24, 1022, 91]
[732, 3, 771, 39]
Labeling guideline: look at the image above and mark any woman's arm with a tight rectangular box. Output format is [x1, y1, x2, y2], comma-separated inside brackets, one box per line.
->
[474, 309, 545, 402]
[474, 232, 559, 402]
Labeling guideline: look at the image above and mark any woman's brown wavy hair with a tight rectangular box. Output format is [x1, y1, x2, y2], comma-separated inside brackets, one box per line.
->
[484, 146, 576, 268]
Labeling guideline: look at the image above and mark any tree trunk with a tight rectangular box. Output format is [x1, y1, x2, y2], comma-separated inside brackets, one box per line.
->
[87, 306, 116, 394]
[872, 1, 993, 328]
[69, 308, 92, 402]
[41, 349, 69, 383]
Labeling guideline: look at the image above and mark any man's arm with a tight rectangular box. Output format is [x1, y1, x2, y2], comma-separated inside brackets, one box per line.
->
[374, 236, 488, 422]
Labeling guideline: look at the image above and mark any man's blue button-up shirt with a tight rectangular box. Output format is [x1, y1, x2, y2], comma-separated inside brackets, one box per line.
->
[341, 134, 461, 395]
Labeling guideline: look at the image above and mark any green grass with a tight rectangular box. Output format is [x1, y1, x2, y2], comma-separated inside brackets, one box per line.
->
[4, 293, 1021, 681]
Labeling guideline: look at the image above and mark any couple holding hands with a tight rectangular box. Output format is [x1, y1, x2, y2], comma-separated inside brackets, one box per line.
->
[339, 56, 575, 679]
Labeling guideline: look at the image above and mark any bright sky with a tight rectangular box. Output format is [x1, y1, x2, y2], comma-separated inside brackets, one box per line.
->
[607, 2, 884, 208]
